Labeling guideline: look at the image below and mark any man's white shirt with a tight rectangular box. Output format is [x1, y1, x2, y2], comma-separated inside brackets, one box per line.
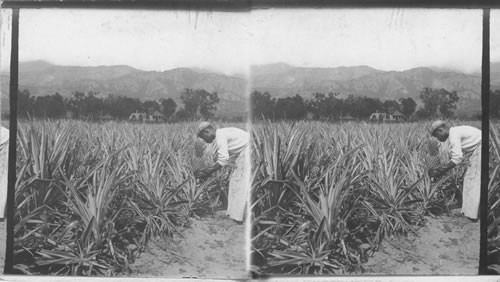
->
[447, 125, 481, 164]
[213, 127, 249, 167]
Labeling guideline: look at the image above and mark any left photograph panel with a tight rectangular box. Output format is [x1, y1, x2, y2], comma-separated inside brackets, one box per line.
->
[5, 8, 251, 277]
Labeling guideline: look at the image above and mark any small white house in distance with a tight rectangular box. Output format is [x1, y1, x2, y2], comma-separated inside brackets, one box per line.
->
[129, 111, 165, 122]
[369, 112, 385, 121]
[150, 111, 165, 122]
[100, 113, 113, 121]
[369, 110, 406, 122]
[129, 112, 148, 121]
[390, 110, 406, 121]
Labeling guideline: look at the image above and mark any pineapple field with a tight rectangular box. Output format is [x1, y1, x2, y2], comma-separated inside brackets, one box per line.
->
[488, 122, 500, 273]
[12, 119, 247, 277]
[250, 120, 481, 275]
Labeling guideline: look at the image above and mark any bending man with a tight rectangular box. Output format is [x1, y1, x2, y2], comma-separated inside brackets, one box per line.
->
[195, 122, 250, 223]
[430, 120, 481, 223]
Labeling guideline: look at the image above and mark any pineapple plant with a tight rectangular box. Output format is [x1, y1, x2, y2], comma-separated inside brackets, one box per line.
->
[14, 120, 238, 275]
[75, 165, 87, 178]
[423, 155, 441, 170]
[309, 165, 321, 178]
[191, 157, 207, 173]
[418, 138, 441, 170]
[251, 121, 480, 275]
[192, 140, 207, 170]
[194, 139, 206, 158]
[192, 139, 210, 181]
[74, 156, 100, 178]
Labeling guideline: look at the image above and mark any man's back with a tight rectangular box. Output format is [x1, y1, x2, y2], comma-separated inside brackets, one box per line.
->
[214, 127, 249, 163]
[449, 125, 481, 154]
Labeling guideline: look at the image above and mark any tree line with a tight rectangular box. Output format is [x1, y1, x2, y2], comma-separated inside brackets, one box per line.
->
[251, 87, 462, 120]
[17, 88, 220, 121]
[13, 86, 495, 121]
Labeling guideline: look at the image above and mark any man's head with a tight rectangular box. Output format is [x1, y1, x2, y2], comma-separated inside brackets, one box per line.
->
[197, 122, 216, 143]
[430, 120, 450, 142]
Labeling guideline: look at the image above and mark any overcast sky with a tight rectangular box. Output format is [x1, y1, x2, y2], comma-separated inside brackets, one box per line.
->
[0, 9, 12, 73]
[0, 8, 491, 74]
[14, 9, 251, 76]
[251, 9, 483, 73]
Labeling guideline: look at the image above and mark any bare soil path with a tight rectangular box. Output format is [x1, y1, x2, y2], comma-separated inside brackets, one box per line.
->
[130, 212, 248, 279]
[361, 216, 479, 275]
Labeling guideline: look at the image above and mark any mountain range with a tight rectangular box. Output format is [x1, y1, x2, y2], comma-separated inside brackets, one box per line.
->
[251, 63, 487, 116]
[0, 61, 248, 118]
[2, 60, 500, 118]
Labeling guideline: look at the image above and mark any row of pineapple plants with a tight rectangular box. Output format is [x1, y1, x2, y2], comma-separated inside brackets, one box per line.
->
[251, 121, 476, 275]
[13, 120, 235, 275]
[488, 122, 500, 273]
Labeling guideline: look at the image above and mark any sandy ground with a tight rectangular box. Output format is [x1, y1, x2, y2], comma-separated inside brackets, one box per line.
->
[361, 216, 479, 275]
[130, 212, 248, 279]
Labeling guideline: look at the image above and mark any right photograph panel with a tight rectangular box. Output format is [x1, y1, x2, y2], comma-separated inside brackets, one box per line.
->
[249, 8, 483, 276]
[488, 9, 500, 275]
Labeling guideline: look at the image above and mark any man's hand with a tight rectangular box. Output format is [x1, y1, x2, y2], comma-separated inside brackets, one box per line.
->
[195, 163, 223, 179]
[195, 168, 212, 178]
[194, 170, 206, 179]
[429, 161, 457, 177]
[429, 167, 447, 177]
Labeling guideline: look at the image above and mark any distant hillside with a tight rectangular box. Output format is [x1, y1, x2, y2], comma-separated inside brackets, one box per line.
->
[251, 63, 483, 116]
[3, 61, 500, 118]
[0, 61, 248, 118]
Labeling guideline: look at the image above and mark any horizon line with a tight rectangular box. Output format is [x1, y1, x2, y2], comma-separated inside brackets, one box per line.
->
[0, 59, 487, 75]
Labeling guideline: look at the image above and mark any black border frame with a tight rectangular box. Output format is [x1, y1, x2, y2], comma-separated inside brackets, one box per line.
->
[0, 1, 494, 278]
[4, 8, 18, 276]
[1, 0, 500, 9]
[480, 7, 490, 275]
